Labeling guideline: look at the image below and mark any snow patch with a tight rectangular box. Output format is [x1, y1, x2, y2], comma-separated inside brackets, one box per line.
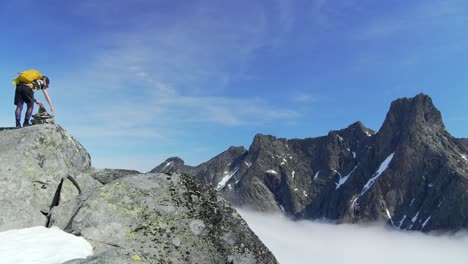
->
[335, 165, 359, 189]
[351, 195, 360, 209]
[279, 204, 285, 213]
[244, 161, 252, 167]
[294, 188, 299, 191]
[412, 211, 420, 224]
[266, 169, 278, 175]
[217, 166, 240, 191]
[398, 215, 407, 229]
[314, 170, 320, 179]
[410, 198, 416, 207]
[0, 226, 93, 264]
[163, 161, 173, 169]
[292, 170, 295, 178]
[385, 207, 395, 227]
[365, 131, 372, 137]
[352, 152, 356, 159]
[337, 135, 344, 142]
[461, 155, 467, 161]
[360, 153, 395, 196]
[409, 211, 420, 229]
[352, 153, 394, 207]
[422, 216, 432, 230]
[303, 190, 308, 197]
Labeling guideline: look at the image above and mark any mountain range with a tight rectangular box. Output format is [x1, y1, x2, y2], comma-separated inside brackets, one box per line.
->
[152, 93, 468, 232]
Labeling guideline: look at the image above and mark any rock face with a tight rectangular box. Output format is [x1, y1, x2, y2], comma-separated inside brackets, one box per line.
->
[57, 173, 276, 264]
[152, 94, 468, 232]
[459, 138, 468, 150]
[0, 124, 92, 231]
[0, 125, 278, 263]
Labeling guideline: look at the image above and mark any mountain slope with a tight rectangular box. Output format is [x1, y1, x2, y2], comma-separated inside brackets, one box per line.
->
[152, 94, 468, 232]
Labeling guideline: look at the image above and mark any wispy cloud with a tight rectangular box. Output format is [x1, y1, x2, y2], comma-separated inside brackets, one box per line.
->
[238, 209, 468, 264]
[291, 93, 318, 103]
[56, 1, 301, 130]
[356, 1, 468, 48]
[48, 1, 302, 170]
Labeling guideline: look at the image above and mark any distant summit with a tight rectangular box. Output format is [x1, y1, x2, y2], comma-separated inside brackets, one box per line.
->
[152, 93, 468, 232]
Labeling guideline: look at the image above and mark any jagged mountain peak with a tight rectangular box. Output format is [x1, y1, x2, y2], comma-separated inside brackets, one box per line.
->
[251, 134, 282, 145]
[166, 156, 185, 164]
[249, 134, 288, 156]
[149, 156, 185, 173]
[381, 93, 444, 133]
[329, 121, 375, 142]
[346, 121, 375, 136]
[225, 146, 248, 156]
[373, 93, 447, 154]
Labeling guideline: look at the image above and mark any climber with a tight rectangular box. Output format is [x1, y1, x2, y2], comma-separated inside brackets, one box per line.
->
[13, 70, 55, 128]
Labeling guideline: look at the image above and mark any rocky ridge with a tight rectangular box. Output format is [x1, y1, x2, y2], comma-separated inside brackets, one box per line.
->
[153, 94, 468, 232]
[0, 124, 278, 264]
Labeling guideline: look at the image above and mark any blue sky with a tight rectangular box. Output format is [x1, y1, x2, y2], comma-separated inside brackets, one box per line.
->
[1, 0, 467, 172]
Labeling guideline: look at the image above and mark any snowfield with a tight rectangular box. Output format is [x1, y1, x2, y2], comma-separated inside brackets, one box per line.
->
[0, 226, 93, 264]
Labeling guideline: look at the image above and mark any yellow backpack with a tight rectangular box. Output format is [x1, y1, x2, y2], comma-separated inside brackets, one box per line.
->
[13, 69, 43, 86]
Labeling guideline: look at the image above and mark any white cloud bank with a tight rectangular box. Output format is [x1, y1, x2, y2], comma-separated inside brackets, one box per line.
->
[237, 209, 468, 264]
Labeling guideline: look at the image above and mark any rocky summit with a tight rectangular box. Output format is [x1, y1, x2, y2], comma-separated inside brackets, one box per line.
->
[0, 124, 278, 264]
[153, 94, 468, 232]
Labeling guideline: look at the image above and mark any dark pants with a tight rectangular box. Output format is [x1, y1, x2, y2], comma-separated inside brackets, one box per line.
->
[14, 84, 35, 124]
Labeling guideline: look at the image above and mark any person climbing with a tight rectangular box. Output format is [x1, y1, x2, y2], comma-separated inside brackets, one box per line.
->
[13, 69, 55, 128]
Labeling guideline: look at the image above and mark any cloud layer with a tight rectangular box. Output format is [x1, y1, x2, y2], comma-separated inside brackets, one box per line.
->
[237, 209, 468, 264]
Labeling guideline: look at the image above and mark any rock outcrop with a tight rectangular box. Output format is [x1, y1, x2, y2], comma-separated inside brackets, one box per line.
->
[152, 94, 468, 232]
[0, 124, 92, 231]
[0, 125, 278, 263]
[57, 173, 276, 264]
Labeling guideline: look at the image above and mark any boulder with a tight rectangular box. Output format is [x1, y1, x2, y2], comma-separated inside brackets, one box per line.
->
[0, 124, 93, 231]
[53, 173, 278, 264]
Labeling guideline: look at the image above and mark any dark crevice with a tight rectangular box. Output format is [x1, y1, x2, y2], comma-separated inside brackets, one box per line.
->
[45, 178, 64, 227]
[45, 175, 83, 228]
[51, 178, 64, 208]
[67, 175, 82, 194]
[32, 180, 48, 185]
[87, 238, 121, 248]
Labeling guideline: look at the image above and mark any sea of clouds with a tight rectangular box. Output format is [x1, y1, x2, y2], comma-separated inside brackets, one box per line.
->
[237, 209, 468, 264]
